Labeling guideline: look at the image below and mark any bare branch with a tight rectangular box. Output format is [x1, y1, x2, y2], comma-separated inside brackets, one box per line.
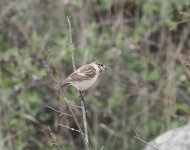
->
[42, 48, 59, 85]
[48, 126, 62, 150]
[100, 123, 123, 138]
[44, 16, 91, 150]
[59, 124, 84, 134]
[67, 16, 76, 71]
[46, 105, 72, 117]
[66, 16, 90, 149]
[60, 89, 90, 149]
[79, 91, 89, 143]
[43, 48, 88, 149]
[133, 131, 159, 150]
[64, 98, 83, 108]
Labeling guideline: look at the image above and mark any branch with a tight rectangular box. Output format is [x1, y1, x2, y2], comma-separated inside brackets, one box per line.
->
[48, 126, 62, 150]
[67, 16, 90, 149]
[46, 105, 72, 117]
[59, 124, 83, 134]
[133, 131, 159, 150]
[43, 49, 89, 150]
[67, 16, 76, 71]
[64, 99, 83, 108]
[79, 91, 89, 144]
[62, 91, 91, 150]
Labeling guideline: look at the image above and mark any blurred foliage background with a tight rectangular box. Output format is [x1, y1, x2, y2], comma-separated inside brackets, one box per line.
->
[0, 0, 190, 149]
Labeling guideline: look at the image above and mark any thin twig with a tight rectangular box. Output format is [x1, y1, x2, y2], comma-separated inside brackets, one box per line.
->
[42, 49, 59, 85]
[133, 131, 159, 150]
[61, 90, 88, 149]
[64, 98, 83, 108]
[100, 123, 123, 138]
[46, 105, 72, 117]
[67, 16, 90, 150]
[48, 126, 62, 150]
[79, 91, 89, 144]
[43, 49, 88, 149]
[59, 124, 83, 134]
[67, 16, 76, 71]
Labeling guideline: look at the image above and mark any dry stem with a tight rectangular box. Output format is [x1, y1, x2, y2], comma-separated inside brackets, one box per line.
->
[134, 131, 159, 150]
[43, 50, 89, 150]
[67, 16, 90, 150]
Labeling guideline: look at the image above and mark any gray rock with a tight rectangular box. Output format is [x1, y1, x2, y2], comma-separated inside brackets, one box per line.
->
[144, 123, 190, 150]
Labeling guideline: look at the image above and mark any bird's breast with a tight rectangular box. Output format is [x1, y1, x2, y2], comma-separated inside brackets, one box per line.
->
[71, 76, 98, 91]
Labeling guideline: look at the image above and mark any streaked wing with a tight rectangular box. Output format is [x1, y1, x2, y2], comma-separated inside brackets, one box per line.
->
[65, 64, 96, 82]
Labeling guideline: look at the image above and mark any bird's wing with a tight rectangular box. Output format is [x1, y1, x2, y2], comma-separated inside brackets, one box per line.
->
[65, 64, 96, 83]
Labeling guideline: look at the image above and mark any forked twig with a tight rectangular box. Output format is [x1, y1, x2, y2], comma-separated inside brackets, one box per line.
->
[44, 16, 90, 150]
[43, 49, 89, 150]
[62, 89, 91, 149]
[48, 126, 62, 150]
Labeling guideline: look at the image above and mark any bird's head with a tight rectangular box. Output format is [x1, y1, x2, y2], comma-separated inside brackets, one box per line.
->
[94, 60, 109, 72]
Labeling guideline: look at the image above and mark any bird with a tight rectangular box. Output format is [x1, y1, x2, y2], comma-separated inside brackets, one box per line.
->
[60, 61, 108, 91]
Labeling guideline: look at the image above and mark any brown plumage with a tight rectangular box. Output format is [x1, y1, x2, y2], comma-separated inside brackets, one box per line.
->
[61, 61, 108, 91]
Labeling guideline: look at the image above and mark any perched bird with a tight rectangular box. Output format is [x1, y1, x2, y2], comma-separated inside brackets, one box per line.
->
[61, 61, 108, 91]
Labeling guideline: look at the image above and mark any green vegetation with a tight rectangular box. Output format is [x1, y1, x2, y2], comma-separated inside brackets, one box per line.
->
[0, 0, 190, 149]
